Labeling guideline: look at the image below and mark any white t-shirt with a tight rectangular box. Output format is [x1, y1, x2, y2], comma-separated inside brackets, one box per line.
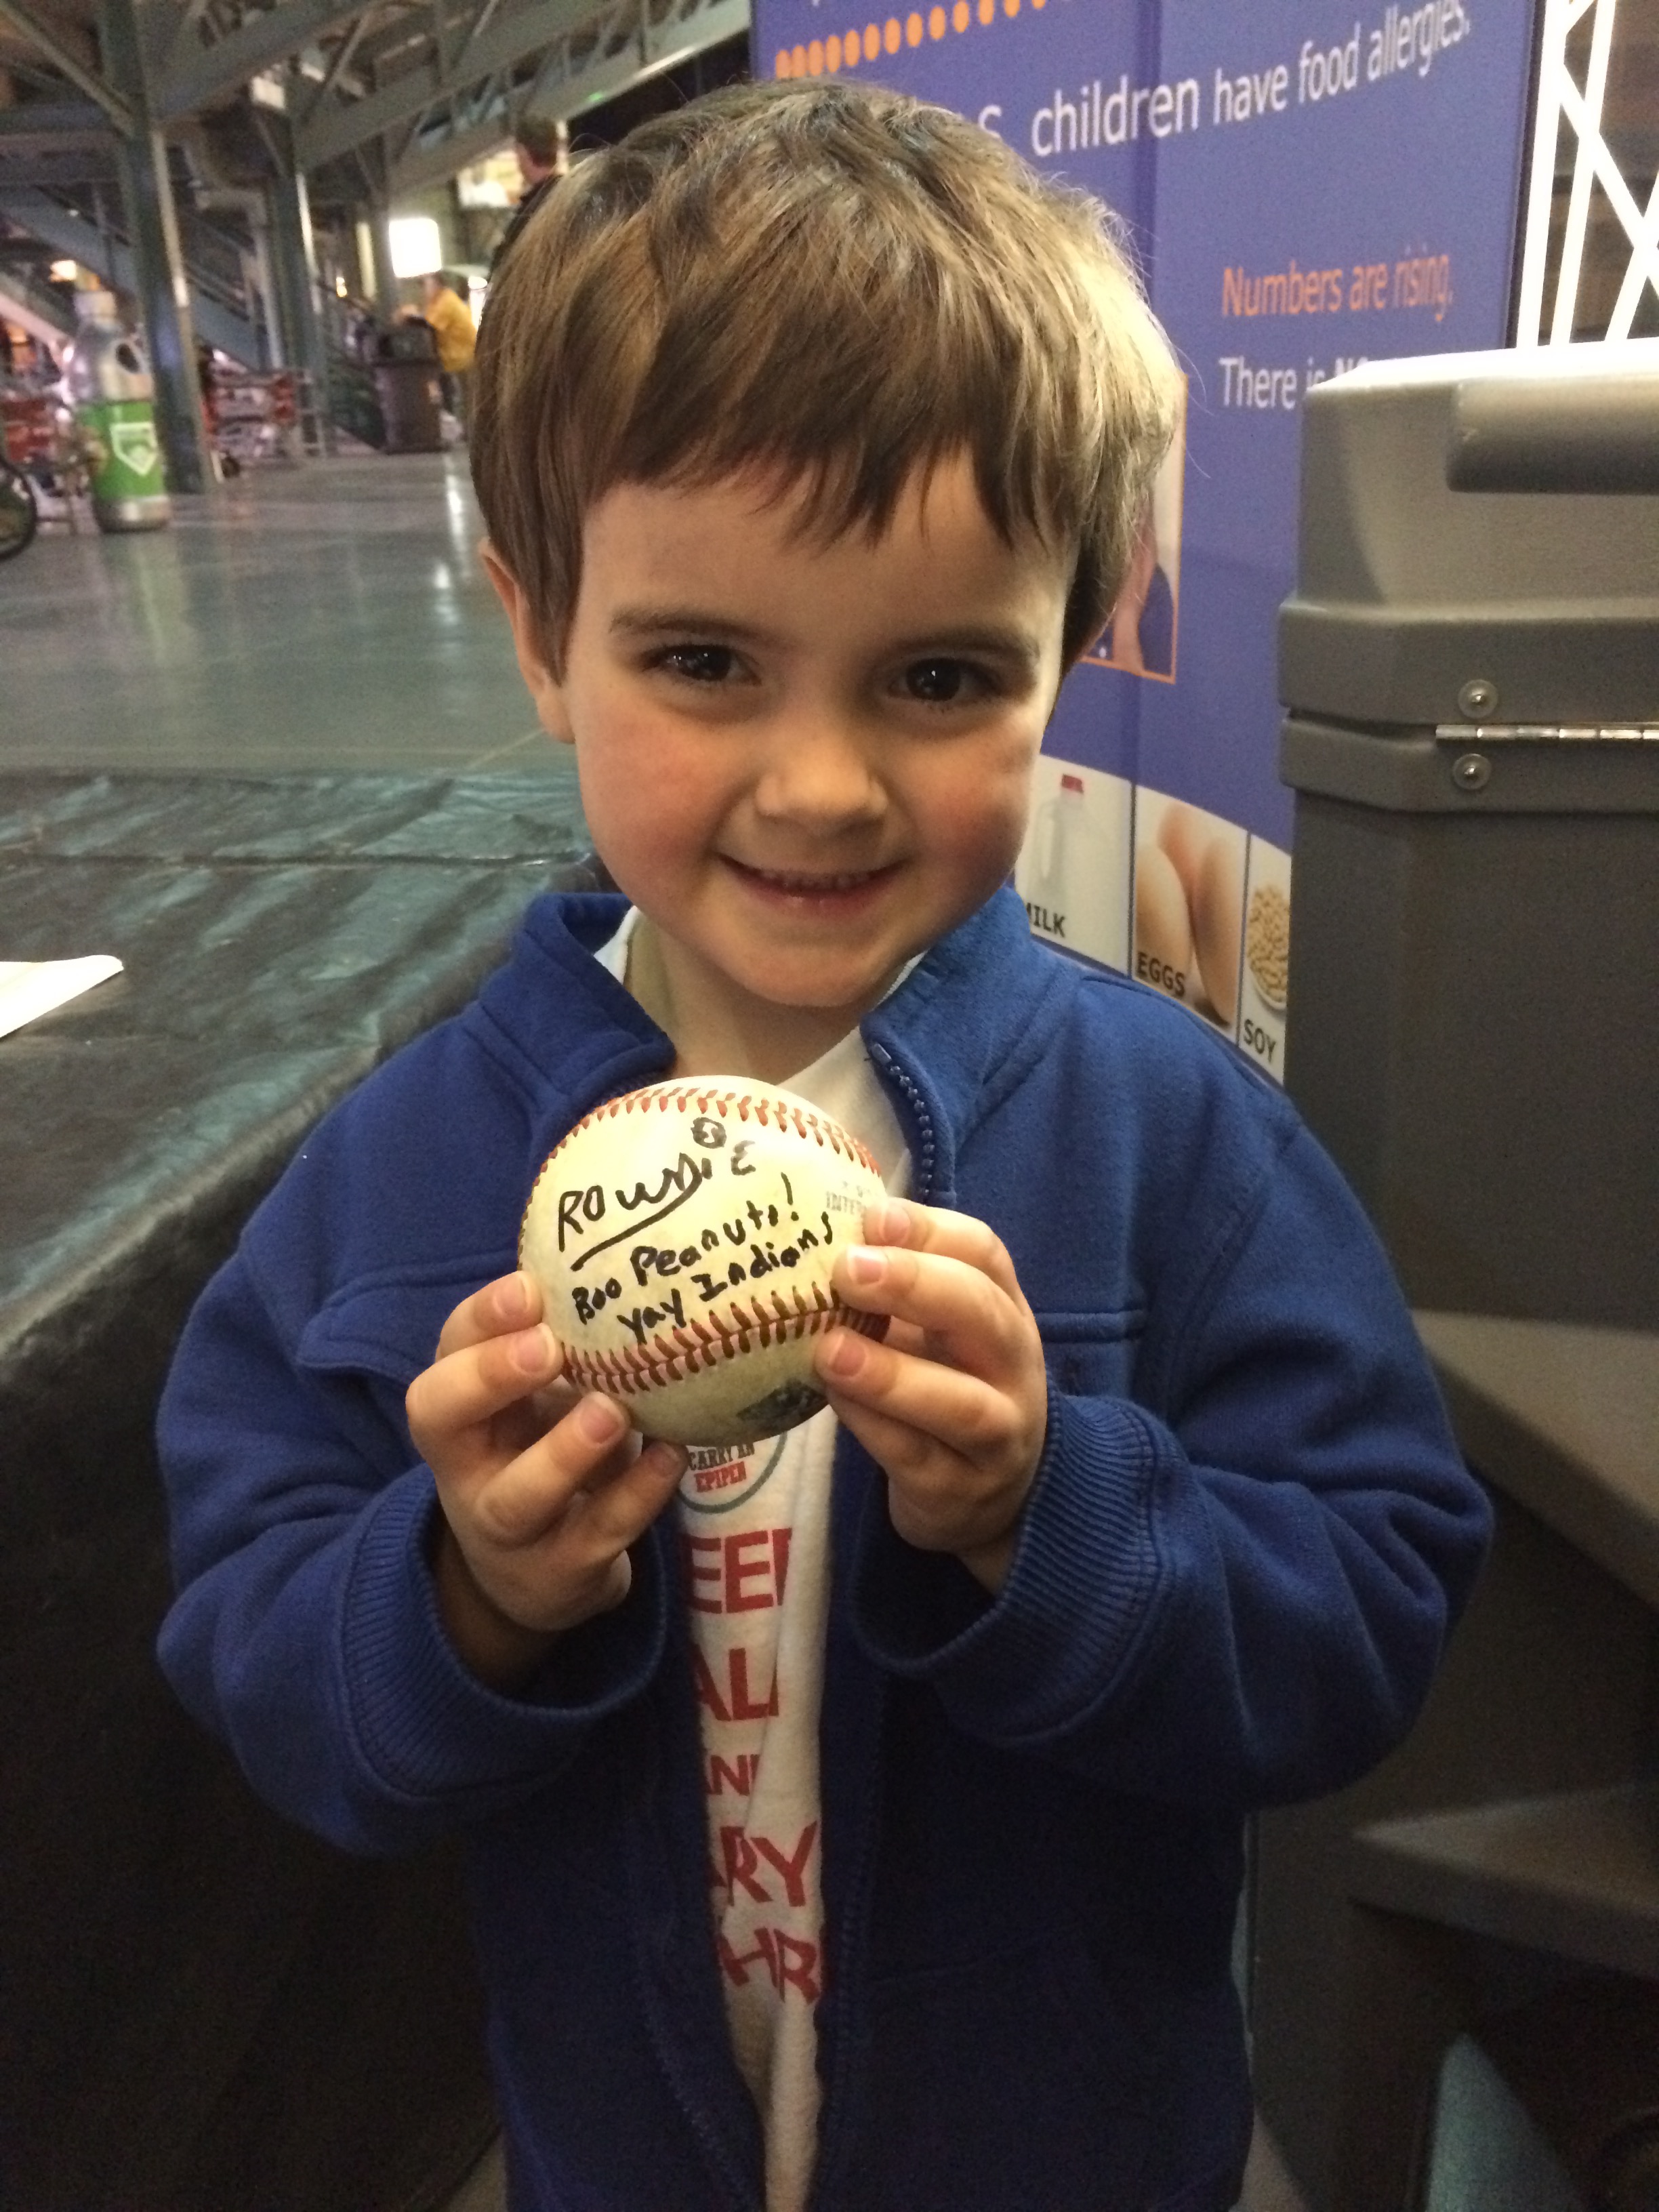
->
[594, 911, 912, 2211]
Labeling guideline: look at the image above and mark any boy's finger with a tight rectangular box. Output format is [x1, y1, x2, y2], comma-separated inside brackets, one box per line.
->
[472, 1394, 688, 1557]
[818, 1326, 1038, 1468]
[547, 1433, 689, 1561]
[469, 1389, 636, 1544]
[432, 1270, 545, 1359]
[857, 1200, 1026, 1307]
[829, 1245, 1035, 1382]
[407, 1319, 565, 1465]
[825, 1389, 1028, 1555]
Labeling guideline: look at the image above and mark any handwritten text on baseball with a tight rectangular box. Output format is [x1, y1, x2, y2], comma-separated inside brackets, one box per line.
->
[553, 1114, 861, 1350]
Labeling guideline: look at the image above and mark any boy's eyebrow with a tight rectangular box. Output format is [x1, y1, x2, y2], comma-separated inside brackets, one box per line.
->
[611, 606, 1047, 665]
[609, 605, 781, 645]
[885, 623, 1046, 667]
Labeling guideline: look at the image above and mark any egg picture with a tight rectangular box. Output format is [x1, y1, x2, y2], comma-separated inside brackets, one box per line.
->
[1192, 834, 1245, 1028]
[1156, 802, 1211, 905]
[1133, 843, 1193, 1004]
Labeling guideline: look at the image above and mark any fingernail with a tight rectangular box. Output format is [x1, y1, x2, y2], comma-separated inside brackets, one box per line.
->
[510, 1323, 556, 1373]
[823, 1328, 866, 1379]
[499, 1271, 533, 1321]
[869, 1198, 910, 1244]
[577, 1392, 628, 1443]
[846, 1245, 886, 1286]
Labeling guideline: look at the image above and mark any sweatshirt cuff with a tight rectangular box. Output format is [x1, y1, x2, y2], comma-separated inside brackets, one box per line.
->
[341, 1469, 668, 1807]
[850, 1388, 1163, 1744]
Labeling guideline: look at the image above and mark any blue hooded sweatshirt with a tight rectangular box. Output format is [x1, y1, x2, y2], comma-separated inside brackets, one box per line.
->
[156, 886, 1490, 2212]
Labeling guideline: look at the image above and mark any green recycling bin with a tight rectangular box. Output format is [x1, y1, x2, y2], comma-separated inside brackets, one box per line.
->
[65, 293, 171, 533]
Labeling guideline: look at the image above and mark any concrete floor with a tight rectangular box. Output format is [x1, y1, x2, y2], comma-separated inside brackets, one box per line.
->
[0, 453, 556, 777]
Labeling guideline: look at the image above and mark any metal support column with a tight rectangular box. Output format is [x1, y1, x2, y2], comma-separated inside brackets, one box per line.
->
[97, 0, 215, 494]
[367, 205, 398, 317]
[261, 112, 335, 447]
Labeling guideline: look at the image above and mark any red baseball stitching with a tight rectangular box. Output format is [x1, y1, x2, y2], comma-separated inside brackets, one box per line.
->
[558, 1288, 884, 1399]
[525, 1080, 883, 1210]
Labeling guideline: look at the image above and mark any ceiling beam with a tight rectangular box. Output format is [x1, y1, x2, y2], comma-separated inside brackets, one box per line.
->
[374, 0, 741, 197]
[386, 98, 506, 191]
[363, 0, 742, 194]
[294, 0, 602, 166]
[638, 0, 744, 76]
[152, 0, 371, 121]
[457, 0, 506, 60]
[294, 4, 371, 121]
[524, 0, 743, 118]
[154, 0, 216, 79]
[0, 0, 136, 132]
[0, 98, 117, 146]
[295, 4, 373, 123]
[351, 3, 472, 91]
[0, 148, 125, 185]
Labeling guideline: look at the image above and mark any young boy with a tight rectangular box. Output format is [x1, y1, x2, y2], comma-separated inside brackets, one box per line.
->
[157, 82, 1490, 2212]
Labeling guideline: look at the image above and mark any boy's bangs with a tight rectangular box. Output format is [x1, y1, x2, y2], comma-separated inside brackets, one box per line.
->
[473, 83, 1181, 670]
[605, 241, 1067, 559]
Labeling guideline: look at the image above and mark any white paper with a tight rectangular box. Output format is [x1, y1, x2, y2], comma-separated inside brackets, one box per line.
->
[0, 956, 125, 1041]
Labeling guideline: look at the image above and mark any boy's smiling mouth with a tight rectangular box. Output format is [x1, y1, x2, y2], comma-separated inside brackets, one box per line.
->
[724, 858, 902, 899]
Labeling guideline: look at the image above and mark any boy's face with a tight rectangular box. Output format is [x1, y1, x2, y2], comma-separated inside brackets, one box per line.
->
[489, 455, 1071, 1058]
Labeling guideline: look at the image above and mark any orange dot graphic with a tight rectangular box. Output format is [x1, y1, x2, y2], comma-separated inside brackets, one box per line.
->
[825, 32, 841, 66]
[792, 41, 807, 69]
[928, 4, 945, 31]
[952, 0, 968, 24]
[808, 37, 824, 68]
[883, 15, 900, 48]
[775, 47, 790, 72]
[864, 21, 880, 55]
[906, 11, 922, 39]
[1004, 0, 1018, 16]
[977, 0, 992, 23]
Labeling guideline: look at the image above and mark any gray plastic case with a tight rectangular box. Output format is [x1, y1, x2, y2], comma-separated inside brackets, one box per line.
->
[1277, 345, 1659, 1330]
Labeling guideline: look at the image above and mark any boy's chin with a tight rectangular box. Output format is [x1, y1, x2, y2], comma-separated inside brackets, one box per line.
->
[741, 961, 897, 1017]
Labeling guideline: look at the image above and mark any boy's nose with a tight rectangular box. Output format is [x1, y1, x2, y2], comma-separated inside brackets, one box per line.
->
[751, 713, 886, 827]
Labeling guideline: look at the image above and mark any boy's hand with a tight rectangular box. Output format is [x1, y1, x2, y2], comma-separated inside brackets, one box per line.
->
[814, 1200, 1048, 1594]
[406, 1271, 687, 1688]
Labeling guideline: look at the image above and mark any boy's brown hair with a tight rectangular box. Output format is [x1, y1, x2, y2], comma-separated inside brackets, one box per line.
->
[472, 80, 1181, 673]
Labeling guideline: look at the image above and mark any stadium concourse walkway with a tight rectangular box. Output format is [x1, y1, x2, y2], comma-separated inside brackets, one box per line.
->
[0, 451, 552, 776]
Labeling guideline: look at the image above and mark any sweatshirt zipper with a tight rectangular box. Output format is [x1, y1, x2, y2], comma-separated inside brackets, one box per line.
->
[865, 1040, 938, 1202]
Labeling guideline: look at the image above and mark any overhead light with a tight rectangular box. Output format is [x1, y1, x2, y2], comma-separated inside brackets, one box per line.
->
[388, 216, 441, 278]
[249, 71, 287, 110]
[50, 260, 78, 281]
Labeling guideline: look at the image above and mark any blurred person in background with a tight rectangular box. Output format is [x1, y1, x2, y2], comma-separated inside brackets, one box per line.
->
[418, 270, 476, 432]
[493, 112, 569, 269]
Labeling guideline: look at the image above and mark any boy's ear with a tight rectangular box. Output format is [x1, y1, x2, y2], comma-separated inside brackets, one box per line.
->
[479, 541, 574, 745]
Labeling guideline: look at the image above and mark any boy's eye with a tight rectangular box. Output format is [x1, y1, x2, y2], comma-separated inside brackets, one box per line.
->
[902, 658, 988, 704]
[657, 644, 738, 684]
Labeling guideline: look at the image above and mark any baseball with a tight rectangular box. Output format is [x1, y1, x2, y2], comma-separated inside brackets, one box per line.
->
[519, 1078, 888, 1446]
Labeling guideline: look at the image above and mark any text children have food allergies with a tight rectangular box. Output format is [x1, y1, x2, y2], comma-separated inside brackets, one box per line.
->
[155, 81, 1490, 2212]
